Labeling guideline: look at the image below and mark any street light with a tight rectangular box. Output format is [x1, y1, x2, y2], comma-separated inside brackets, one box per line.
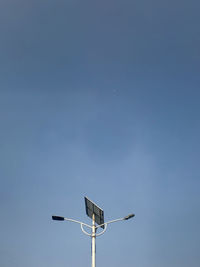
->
[52, 197, 135, 267]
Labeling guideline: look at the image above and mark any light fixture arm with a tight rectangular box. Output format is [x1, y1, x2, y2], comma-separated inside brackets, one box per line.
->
[80, 222, 108, 237]
[95, 217, 125, 229]
[63, 217, 92, 229]
[81, 223, 93, 236]
[95, 223, 107, 236]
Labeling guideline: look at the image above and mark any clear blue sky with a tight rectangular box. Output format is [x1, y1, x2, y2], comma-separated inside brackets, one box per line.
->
[0, 1, 200, 267]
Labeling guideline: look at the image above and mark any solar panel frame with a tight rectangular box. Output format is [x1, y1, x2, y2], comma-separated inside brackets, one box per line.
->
[84, 197, 105, 229]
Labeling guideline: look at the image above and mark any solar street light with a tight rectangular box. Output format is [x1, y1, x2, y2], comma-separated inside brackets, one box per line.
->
[52, 197, 135, 267]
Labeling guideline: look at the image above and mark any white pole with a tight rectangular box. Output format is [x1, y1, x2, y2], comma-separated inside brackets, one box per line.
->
[91, 214, 96, 267]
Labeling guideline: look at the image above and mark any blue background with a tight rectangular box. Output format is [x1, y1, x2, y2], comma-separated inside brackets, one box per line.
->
[0, 1, 200, 266]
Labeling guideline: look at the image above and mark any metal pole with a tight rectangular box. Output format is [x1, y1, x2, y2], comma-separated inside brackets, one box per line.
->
[91, 214, 96, 267]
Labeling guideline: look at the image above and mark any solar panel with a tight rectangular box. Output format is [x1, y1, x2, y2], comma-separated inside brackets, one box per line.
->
[84, 197, 104, 229]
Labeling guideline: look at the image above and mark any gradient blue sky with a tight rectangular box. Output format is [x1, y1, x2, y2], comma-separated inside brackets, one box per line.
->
[1, 1, 200, 267]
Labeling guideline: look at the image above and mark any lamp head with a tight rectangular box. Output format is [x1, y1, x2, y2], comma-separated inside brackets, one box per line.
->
[124, 214, 135, 220]
[52, 215, 65, 221]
